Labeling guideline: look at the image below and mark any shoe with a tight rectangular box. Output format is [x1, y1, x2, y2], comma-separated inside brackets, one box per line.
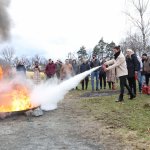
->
[96, 88, 99, 91]
[129, 94, 136, 100]
[117, 94, 124, 102]
[115, 99, 124, 102]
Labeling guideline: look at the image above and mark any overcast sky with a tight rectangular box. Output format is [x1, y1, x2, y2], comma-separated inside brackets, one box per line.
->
[5, 0, 130, 60]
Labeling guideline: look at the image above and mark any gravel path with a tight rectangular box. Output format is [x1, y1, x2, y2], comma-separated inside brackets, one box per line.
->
[0, 92, 131, 150]
[0, 107, 103, 149]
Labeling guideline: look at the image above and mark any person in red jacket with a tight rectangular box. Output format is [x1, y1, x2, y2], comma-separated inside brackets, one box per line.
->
[45, 59, 56, 79]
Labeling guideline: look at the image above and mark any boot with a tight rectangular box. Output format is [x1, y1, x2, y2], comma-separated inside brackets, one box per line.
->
[129, 93, 136, 100]
[116, 94, 124, 102]
[112, 83, 116, 90]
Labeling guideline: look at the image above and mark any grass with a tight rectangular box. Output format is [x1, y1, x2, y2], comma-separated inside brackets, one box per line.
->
[26, 72, 150, 141]
[26, 71, 46, 80]
[78, 92, 150, 141]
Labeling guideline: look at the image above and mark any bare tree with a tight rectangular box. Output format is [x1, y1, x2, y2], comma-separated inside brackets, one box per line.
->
[67, 52, 76, 60]
[12, 56, 19, 67]
[120, 32, 143, 56]
[32, 54, 41, 63]
[0, 46, 15, 64]
[125, 0, 150, 52]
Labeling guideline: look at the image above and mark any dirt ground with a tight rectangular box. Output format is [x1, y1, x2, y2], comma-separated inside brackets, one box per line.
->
[0, 91, 136, 150]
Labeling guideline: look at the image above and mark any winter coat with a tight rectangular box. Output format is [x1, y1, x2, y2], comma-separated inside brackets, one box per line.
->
[80, 62, 90, 73]
[105, 51, 128, 77]
[55, 63, 62, 79]
[72, 63, 80, 75]
[16, 64, 26, 75]
[45, 63, 56, 77]
[143, 57, 150, 74]
[60, 63, 73, 80]
[106, 67, 116, 82]
[33, 65, 41, 84]
[90, 59, 100, 72]
[99, 66, 106, 76]
[126, 54, 139, 78]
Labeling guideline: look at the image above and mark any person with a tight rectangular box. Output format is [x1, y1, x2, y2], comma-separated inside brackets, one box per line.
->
[55, 59, 62, 80]
[106, 64, 116, 90]
[104, 45, 135, 102]
[33, 61, 41, 84]
[80, 59, 90, 90]
[136, 55, 143, 93]
[72, 59, 80, 89]
[45, 59, 56, 79]
[60, 59, 73, 80]
[126, 49, 139, 96]
[90, 54, 100, 91]
[142, 53, 150, 86]
[72, 59, 80, 76]
[99, 60, 106, 89]
[16, 61, 26, 76]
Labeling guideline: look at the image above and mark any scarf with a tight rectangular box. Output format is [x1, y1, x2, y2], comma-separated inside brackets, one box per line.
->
[114, 51, 120, 60]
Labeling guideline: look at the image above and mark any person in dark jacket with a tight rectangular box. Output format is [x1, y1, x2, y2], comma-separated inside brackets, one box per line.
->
[142, 53, 150, 86]
[90, 55, 100, 91]
[55, 59, 62, 80]
[45, 59, 56, 79]
[80, 59, 90, 90]
[126, 49, 139, 95]
[16, 61, 26, 76]
[136, 55, 143, 93]
[99, 60, 106, 89]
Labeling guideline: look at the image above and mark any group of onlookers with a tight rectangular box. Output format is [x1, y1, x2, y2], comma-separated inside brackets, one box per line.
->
[13, 47, 150, 102]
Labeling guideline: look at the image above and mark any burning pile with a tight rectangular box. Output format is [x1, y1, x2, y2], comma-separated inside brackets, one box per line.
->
[0, 83, 36, 113]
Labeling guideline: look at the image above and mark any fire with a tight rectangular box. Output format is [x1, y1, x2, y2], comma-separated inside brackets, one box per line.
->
[0, 65, 3, 80]
[0, 84, 37, 113]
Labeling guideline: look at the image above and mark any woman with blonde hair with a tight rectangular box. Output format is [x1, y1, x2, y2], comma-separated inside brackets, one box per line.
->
[126, 49, 139, 95]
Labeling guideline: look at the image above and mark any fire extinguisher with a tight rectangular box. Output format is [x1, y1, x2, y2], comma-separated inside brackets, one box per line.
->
[147, 86, 150, 95]
[142, 84, 148, 94]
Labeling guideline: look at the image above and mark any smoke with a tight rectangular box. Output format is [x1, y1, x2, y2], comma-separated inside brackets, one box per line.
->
[0, 66, 100, 119]
[0, 0, 11, 41]
[30, 66, 100, 111]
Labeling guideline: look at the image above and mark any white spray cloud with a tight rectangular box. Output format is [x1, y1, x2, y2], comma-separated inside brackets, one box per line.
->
[30, 66, 100, 111]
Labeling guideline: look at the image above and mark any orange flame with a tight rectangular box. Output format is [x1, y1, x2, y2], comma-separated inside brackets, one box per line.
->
[0, 65, 3, 80]
[0, 84, 37, 112]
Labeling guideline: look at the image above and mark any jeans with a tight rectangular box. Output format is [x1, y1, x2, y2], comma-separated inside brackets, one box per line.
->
[91, 71, 99, 90]
[137, 71, 142, 92]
